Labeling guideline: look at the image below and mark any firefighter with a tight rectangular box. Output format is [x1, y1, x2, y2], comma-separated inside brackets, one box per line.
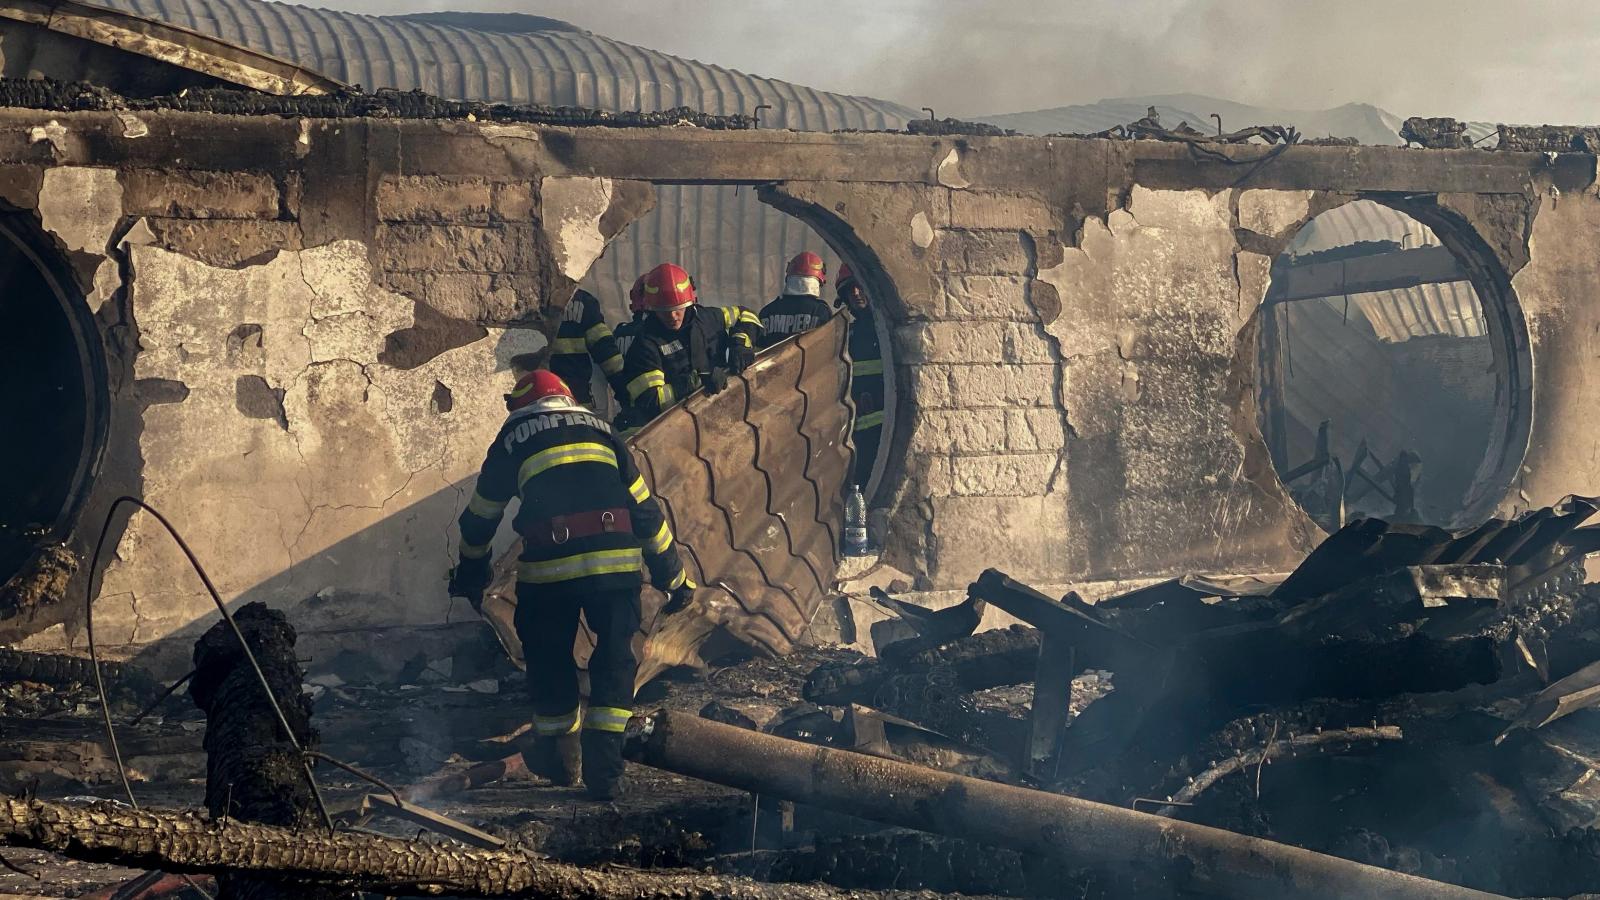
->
[549, 288, 628, 407]
[612, 275, 647, 359]
[837, 264, 884, 487]
[621, 262, 764, 422]
[448, 368, 693, 800]
[757, 251, 833, 349]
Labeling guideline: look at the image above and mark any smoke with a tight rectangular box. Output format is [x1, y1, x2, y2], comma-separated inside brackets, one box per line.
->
[290, 0, 1597, 124]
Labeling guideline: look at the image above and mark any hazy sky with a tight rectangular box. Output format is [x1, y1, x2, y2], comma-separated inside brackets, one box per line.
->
[287, 0, 1596, 123]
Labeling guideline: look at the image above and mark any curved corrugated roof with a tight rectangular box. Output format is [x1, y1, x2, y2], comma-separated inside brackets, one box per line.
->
[1286, 200, 1487, 343]
[89, 0, 902, 318]
[91, 0, 917, 130]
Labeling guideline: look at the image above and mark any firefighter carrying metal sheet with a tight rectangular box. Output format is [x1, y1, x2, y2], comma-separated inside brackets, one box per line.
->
[757, 251, 833, 349]
[620, 262, 764, 423]
[837, 264, 884, 488]
[448, 367, 693, 800]
[549, 288, 628, 407]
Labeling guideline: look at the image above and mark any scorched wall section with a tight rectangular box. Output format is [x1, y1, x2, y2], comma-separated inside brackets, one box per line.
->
[0, 109, 1589, 666]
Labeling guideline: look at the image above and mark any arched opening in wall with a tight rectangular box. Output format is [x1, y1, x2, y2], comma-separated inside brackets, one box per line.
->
[1257, 199, 1527, 532]
[577, 183, 897, 498]
[0, 213, 104, 583]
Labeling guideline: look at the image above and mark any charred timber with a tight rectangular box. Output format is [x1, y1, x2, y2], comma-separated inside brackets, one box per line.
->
[803, 625, 1041, 706]
[188, 602, 337, 900]
[0, 798, 991, 900]
[0, 647, 155, 697]
[631, 711, 1506, 900]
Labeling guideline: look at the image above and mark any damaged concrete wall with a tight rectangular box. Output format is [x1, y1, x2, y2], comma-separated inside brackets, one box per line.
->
[0, 109, 1594, 665]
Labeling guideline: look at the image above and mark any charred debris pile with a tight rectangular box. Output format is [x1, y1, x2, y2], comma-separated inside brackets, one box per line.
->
[8, 500, 1600, 898]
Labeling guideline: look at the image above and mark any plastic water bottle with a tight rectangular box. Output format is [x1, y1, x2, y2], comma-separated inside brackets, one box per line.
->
[844, 484, 869, 557]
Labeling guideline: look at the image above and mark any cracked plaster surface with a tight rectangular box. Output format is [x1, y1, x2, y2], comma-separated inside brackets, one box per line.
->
[540, 176, 613, 282]
[1033, 185, 1293, 571]
[90, 240, 542, 645]
[38, 166, 122, 254]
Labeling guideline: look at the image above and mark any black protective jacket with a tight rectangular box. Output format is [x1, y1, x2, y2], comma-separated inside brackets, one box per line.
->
[848, 310, 885, 433]
[757, 293, 832, 349]
[456, 402, 687, 596]
[549, 290, 627, 405]
[620, 305, 763, 419]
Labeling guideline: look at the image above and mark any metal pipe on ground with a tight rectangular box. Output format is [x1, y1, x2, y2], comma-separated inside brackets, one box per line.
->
[630, 711, 1506, 900]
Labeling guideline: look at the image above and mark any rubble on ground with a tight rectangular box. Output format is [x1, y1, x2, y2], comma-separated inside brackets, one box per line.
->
[7, 498, 1600, 897]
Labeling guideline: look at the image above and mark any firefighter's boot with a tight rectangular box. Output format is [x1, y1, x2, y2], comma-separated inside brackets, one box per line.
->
[581, 729, 627, 800]
[523, 732, 581, 787]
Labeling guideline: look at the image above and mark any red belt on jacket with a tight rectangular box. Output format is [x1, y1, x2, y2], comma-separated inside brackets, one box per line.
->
[525, 507, 633, 549]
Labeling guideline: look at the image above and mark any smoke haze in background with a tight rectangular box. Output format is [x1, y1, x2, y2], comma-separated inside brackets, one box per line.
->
[283, 0, 1597, 124]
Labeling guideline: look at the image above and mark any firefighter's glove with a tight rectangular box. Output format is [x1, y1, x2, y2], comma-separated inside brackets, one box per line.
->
[448, 557, 491, 612]
[662, 582, 696, 616]
[730, 346, 756, 375]
[703, 367, 729, 396]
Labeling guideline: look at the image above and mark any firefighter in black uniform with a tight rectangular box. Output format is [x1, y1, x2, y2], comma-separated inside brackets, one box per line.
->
[757, 251, 833, 349]
[448, 369, 693, 800]
[612, 275, 647, 360]
[620, 262, 764, 422]
[838, 264, 884, 487]
[549, 288, 627, 407]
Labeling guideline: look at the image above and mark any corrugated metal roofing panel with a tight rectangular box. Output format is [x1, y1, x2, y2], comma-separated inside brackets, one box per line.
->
[1283, 201, 1488, 342]
[99, 0, 919, 127]
[92, 0, 894, 325]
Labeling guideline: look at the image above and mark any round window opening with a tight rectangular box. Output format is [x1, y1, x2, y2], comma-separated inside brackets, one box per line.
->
[1257, 199, 1528, 532]
[0, 213, 105, 585]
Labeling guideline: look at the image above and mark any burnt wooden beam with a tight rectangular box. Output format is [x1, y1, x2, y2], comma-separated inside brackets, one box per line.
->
[631, 711, 1505, 900]
[0, 798, 985, 900]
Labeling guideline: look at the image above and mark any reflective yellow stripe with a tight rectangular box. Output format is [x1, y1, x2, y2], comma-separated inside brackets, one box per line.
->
[661, 384, 676, 406]
[585, 322, 611, 345]
[720, 307, 736, 328]
[667, 570, 689, 590]
[459, 541, 491, 559]
[599, 352, 624, 375]
[852, 358, 884, 376]
[467, 491, 508, 519]
[517, 548, 643, 584]
[646, 521, 673, 555]
[628, 475, 650, 503]
[584, 706, 633, 733]
[733, 333, 752, 348]
[534, 708, 580, 736]
[627, 370, 666, 401]
[551, 337, 586, 354]
[737, 310, 762, 326]
[517, 442, 618, 489]
[854, 410, 885, 430]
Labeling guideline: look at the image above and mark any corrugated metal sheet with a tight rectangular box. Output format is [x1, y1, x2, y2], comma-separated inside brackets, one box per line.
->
[1352, 282, 1485, 342]
[1290, 199, 1438, 254]
[90, 0, 909, 310]
[581, 184, 843, 327]
[480, 317, 852, 683]
[1286, 200, 1487, 342]
[91, 0, 916, 128]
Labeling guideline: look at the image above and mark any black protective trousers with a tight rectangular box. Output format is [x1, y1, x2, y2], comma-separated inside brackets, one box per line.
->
[513, 584, 642, 723]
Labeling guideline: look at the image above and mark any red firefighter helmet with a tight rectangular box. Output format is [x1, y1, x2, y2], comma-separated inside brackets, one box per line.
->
[836, 263, 858, 290]
[628, 274, 646, 314]
[505, 369, 574, 412]
[641, 262, 696, 311]
[786, 251, 827, 284]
